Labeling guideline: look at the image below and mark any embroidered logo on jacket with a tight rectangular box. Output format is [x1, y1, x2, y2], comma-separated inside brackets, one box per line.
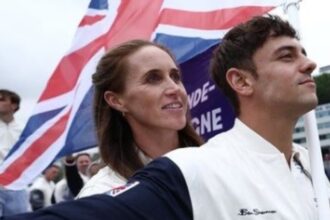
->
[107, 181, 140, 197]
[238, 208, 277, 216]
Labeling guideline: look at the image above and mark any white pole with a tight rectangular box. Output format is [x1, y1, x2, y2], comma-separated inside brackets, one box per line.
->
[304, 111, 330, 219]
[283, 1, 330, 219]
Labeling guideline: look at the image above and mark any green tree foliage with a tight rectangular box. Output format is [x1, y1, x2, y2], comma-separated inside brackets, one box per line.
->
[314, 73, 330, 105]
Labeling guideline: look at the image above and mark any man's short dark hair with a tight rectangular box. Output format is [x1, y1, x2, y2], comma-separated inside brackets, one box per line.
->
[76, 153, 91, 160]
[29, 189, 45, 211]
[210, 15, 297, 116]
[0, 89, 21, 112]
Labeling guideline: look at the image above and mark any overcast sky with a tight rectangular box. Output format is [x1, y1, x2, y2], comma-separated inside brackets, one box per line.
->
[0, 0, 329, 125]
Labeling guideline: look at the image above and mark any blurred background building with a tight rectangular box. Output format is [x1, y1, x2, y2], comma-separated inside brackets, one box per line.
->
[293, 102, 330, 155]
[293, 66, 330, 179]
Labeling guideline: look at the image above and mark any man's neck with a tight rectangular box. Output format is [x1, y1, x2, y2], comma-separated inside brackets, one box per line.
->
[239, 113, 297, 163]
[0, 114, 14, 124]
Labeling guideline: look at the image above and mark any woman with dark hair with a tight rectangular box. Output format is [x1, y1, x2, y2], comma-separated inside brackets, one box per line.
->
[77, 39, 203, 198]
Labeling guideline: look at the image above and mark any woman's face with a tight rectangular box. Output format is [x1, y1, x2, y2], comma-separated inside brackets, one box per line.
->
[108, 45, 188, 133]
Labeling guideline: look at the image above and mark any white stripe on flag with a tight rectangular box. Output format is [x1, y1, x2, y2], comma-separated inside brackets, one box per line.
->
[162, 0, 284, 11]
[152, 24, 229, 40]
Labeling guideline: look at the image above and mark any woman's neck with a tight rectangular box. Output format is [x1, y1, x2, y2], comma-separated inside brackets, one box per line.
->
[133, 129, 179, 159]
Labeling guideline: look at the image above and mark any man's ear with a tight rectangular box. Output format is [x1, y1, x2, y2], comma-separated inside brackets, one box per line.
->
[104, 91, 127, 113]
[226, 68, 254, 96]
[11, 103, 18, 112]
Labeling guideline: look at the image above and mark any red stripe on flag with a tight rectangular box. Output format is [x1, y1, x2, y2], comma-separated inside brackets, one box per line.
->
[159, 6, 275, 30]
[79, 15, 106, 27]
[0, 110, 71, 186]
[104, 0, 163, 49]
[39, 34, 106, 101]
[40, 0, 164, 101]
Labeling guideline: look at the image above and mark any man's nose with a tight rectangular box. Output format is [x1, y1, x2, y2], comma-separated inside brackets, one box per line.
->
[301, 56, 317, 75]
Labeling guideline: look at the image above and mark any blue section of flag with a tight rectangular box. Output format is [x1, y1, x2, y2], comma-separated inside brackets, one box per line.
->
[57, 87, 97, 157]
[89, 0, 108, 10]
[6, 107, 64, 159]
[154, 34, 219, 63]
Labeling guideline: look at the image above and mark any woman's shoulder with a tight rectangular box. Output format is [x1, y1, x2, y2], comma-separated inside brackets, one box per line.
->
[76, 166, 127, 198]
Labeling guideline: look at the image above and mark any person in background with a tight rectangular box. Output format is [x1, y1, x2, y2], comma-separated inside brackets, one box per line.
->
[5, 15, 329, 220]
[86, 161, 101, 178]
[51, 176, 73, 204]
[29, 164, 60, 211]
[74, 153, 92, 181]
[76, 39, 203, 198]
[65, 153, 92, 196]
[0, 90, 21, 163]
[0, 89, 30, 216]
[52, 153, 92, 203]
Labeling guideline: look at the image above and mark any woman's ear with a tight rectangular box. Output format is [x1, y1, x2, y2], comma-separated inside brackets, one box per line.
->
[104, 91, 127, 112]
[226, 68, 254, 96]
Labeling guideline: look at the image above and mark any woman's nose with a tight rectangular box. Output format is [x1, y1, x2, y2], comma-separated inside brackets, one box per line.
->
[164, 78, 182, 95]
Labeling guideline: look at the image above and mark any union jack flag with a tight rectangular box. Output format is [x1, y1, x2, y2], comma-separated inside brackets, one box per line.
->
[0, 0, 284, 189]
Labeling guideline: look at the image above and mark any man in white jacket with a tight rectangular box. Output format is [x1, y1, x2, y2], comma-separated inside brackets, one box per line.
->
[0, 89, 30, 216]
[29, 164, 60, 210]
[2, 15, 330, 220]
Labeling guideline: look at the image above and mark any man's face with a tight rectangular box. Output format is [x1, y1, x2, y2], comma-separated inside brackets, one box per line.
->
[0, 94, 16, 115]
[44, 166, 60, 182]
[76, 154, 91, 175]
[251, 36, 317, 118]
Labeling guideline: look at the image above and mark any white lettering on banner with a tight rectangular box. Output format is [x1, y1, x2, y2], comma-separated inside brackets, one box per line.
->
[188, 81, 216, 109]
[191, 108, 223, 135]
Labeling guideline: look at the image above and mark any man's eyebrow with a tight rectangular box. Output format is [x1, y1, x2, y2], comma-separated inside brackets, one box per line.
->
[273, 45, 307, 56]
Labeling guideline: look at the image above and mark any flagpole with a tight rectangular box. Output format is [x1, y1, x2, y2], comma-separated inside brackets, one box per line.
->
[283, 1, 330, 219]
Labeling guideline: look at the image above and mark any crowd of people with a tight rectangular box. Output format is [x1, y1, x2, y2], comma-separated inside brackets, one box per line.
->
[29, 153, 101, 210]
[0, 88, 103, 214]
[0, 15, 330, 219]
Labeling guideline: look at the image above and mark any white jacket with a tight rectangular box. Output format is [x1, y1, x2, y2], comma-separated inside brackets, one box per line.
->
[76, 166, 126, 198]
[77, 150, 151, 198]
[29, 176, 55, 207]
[167, 119, 327, 220]
[0, 119, 21, 162]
